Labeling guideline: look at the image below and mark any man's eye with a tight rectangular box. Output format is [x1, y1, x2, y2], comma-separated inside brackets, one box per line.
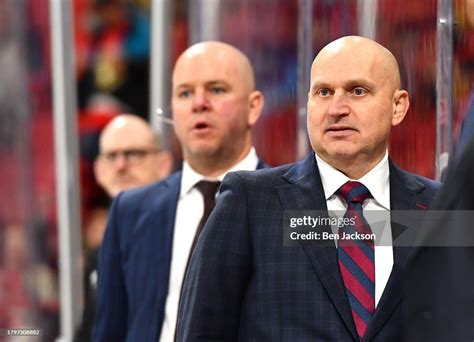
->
[209, 86, 226, 94]
[317, 88, 331, 97]
[178, 90, 191, 98]
[103, 153, 114, 161]
[353, 87, 367, 96]
[125, 150, 146, 159]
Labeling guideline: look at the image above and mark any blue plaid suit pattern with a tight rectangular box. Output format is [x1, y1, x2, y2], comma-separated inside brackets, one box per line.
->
[177, 153, 439, 342]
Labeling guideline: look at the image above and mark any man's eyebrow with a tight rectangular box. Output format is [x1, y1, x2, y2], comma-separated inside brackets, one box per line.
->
[174, 83, 191, 90]
[310, 81, 331, 93]
[344, 78, 376, 89]
[310, 78, 376, 93]
[174, 80, 229, 89]
[206, 80, 230, 86]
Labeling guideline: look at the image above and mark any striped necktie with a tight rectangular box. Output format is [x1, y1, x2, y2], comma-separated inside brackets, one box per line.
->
[336, 181, 375, 340]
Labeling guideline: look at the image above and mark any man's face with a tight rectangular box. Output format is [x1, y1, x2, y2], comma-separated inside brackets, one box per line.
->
[171, 50, 254, 163]
[94, 124, 167, 197]
[307, 47, 399, 167]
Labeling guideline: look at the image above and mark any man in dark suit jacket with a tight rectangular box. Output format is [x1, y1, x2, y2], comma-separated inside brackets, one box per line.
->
[177, 36, 440, 341]
[92, 42, 266, 341]
[75, 114, 172, 342]
[403, 135, 474, 341]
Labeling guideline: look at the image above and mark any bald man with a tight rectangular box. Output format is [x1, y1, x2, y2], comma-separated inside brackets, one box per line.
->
[94, 114, 172, 197]
[177, 36, 439, 341]
[92, 42, 266, 341]
[76, 114, 172, 342]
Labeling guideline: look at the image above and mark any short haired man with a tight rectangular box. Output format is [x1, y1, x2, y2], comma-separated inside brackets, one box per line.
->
[92, 41, 266, 341]
[75, 114, 172, 342]
[177, 36, 440, 341]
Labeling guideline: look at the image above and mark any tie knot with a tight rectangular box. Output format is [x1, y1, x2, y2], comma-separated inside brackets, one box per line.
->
[195, 180, 221, 200]
[337, 181, 372, 205]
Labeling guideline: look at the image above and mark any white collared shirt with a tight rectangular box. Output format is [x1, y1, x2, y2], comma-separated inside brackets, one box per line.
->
[315, 152, 394, 307]
[159, 148, 259, 342]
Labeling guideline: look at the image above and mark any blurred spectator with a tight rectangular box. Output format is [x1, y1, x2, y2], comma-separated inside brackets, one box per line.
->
[74, 114, 172, 341]
[76, 0, 151, 117]
[0, 224, 58, 341]
[455, 0, 474, 154]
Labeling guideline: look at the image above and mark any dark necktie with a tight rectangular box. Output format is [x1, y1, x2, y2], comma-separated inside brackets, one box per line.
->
[175, 180, 221, 341]
[190, 180, 221, 256]
[336, 181, 375, 340]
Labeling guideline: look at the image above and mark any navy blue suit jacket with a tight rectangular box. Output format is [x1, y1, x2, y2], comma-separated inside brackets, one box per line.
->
[93, 160, 266, 342]
[177, 153, 439, 341]
[92, 171, 181, 341]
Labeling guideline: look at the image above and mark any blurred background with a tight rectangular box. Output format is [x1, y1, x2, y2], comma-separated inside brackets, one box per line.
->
[0, 0, 473, 340]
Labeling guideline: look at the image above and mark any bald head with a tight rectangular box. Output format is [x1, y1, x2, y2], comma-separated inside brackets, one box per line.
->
[173, 41, 256, 94]
[170, 41, 264, 177]
[95, 114, 172, 197]
[312, 36, 402, 92]
[99, 114, 159, 151]
[307, 35, 410, 179]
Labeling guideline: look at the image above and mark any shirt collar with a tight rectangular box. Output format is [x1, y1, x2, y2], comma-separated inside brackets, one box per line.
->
[315, 151, 390, 209]
[180, 147, 259, 197]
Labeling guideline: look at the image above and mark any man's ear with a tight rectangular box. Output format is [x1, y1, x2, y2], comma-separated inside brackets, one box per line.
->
[247, 90, 264, 127]
[392, 89, 409, 127]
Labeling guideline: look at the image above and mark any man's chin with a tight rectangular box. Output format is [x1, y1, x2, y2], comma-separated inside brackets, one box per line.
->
[315, 144, 358, 161]
[187, 144, 220, 159]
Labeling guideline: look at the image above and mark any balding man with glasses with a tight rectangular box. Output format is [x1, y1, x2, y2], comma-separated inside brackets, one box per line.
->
[75, 114, 172, 342]
[94, 114, 173, 198]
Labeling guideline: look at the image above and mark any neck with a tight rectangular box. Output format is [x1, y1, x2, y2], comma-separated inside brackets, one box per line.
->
[186, 145, 252, 178]
[320, 151, 386, 180]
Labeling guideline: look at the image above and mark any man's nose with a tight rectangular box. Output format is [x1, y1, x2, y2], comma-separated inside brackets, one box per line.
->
[113, 154, 128, 170]
[327, 91, 350, 117]
[192, 89, 211, 113]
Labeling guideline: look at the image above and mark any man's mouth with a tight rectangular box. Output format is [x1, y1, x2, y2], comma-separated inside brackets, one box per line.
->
[326, 125, 356, 136]
[326, 124, 354, 131]
[195, 122, 209, 129]
[193, 121, 212, 133]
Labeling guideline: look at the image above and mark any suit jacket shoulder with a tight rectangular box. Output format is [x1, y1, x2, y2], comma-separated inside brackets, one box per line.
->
[93, 171, 181, 342]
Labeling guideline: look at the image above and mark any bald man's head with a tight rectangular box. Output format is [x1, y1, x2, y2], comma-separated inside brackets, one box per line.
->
[171, 41, 264, 177]
[312, 36, 402, 92]
[173, 41, 256, 94]
[99, 115, 160, 151]
[307, 36, 409, 179]
[94, 114, 172, 197]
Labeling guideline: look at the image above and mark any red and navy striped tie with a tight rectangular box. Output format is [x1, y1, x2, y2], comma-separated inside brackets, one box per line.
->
[336, 181, 375, 340]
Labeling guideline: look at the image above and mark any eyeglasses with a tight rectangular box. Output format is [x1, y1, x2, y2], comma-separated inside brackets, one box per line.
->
[99, 149, 159, 164]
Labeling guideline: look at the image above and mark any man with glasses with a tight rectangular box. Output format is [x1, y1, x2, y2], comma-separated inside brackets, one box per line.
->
[94, 114, 173, 198]
[75, 114, 173, 342]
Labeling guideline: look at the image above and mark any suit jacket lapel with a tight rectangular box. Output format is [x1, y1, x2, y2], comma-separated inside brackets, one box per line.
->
[145, 172, 181, 337]
[275, 154, 359, 341]
[364, 160, 427, 341]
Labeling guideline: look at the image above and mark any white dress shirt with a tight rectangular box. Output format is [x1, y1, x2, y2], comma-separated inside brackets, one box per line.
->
[159, 148, 259, 342]
[315, 152, 394, 307]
